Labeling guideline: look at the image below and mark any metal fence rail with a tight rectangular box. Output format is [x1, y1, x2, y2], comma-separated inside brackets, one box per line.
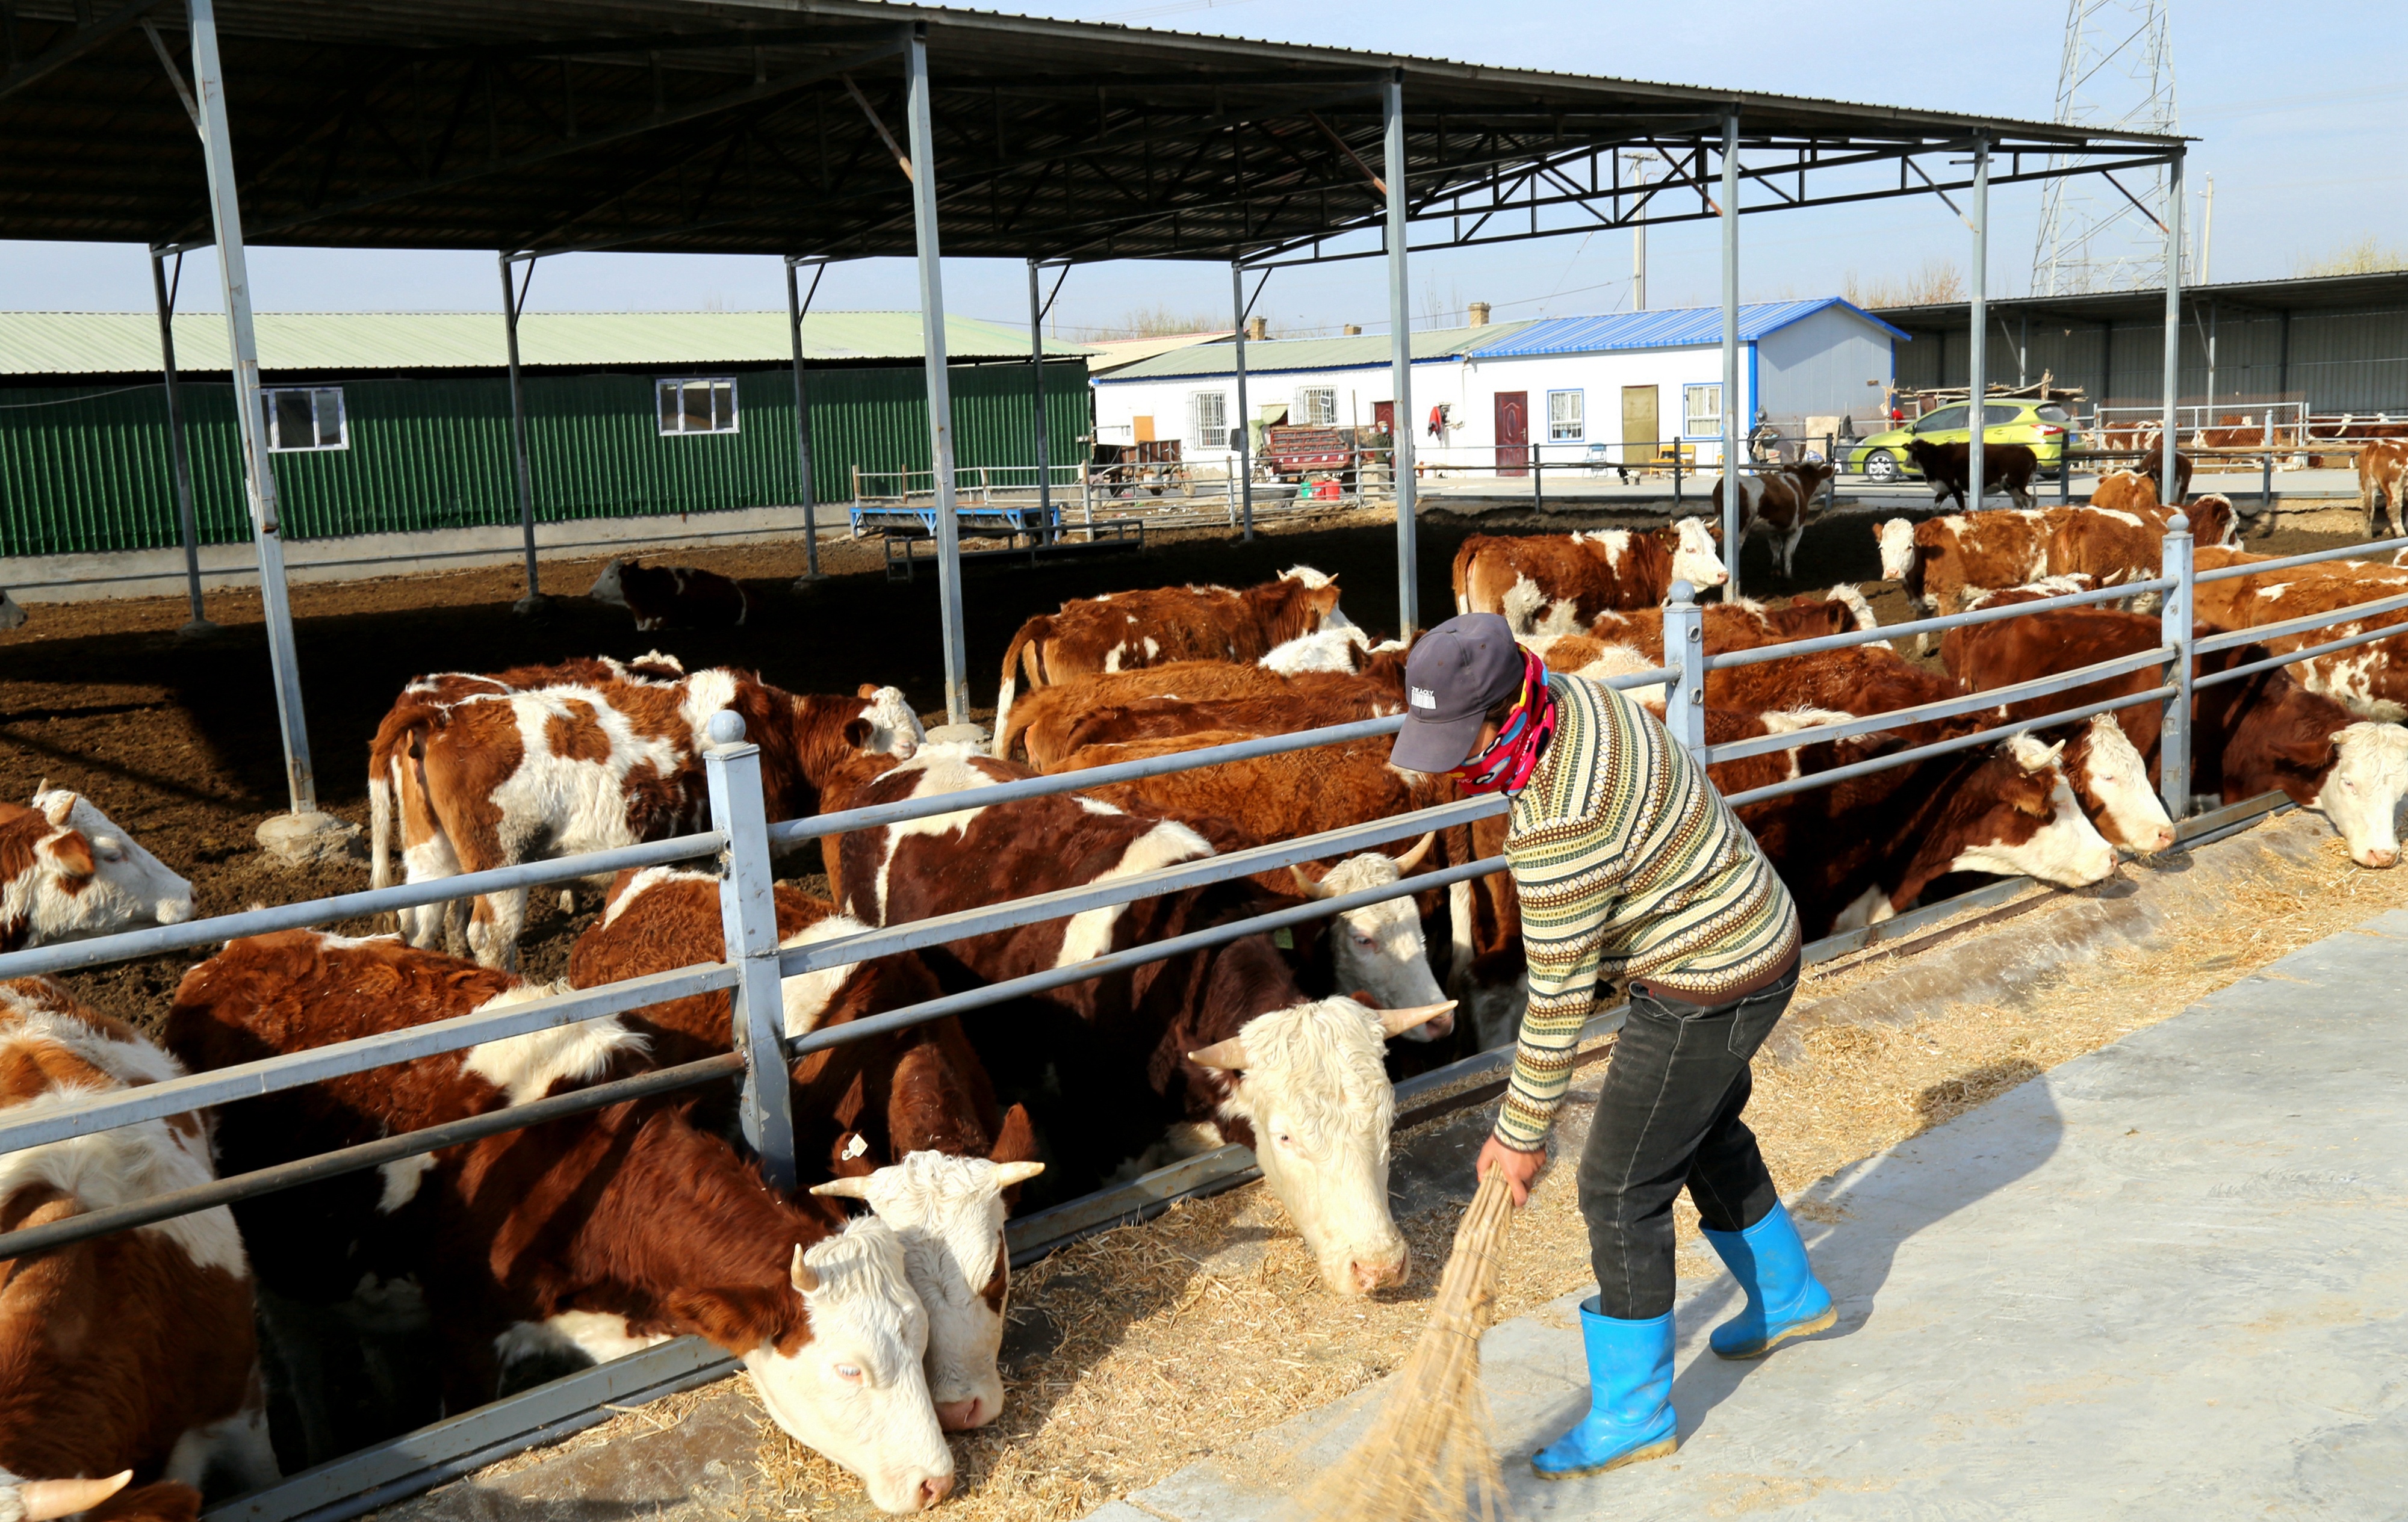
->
[6, 510, 2408, 1521]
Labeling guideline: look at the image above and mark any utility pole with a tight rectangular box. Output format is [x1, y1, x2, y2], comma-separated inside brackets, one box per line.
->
[1622, 151, 1654, 310]
[2199, 172, 2215, 285]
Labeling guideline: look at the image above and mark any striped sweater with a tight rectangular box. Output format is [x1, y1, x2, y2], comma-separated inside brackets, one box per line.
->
[1494, 673, 1800, 1151]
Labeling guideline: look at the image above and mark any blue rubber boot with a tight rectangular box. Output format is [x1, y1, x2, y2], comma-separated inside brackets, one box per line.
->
[1531, 1300, 1678, 1480]
[1701, 1202, 1836, 1360]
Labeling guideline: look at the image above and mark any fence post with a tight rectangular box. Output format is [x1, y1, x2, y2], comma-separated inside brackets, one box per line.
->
[2159, 514, 2195, 823]
[1672, 448, 1682, 506]
[1533, 444, 1545, 515]
[703, 711, 798, 1192]
[2261, 450, 2273, 510]
[1664, 580, 1708, 759]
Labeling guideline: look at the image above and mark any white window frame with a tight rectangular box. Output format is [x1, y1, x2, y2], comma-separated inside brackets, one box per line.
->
[261, 386, 349, 453]
[1682, 382, 1722, 439]
[1294, 386, 1338, 426]
[656, 376, 740, 436]
[1190, 389, 1229, 447]
[1547, 388, 1585, 442]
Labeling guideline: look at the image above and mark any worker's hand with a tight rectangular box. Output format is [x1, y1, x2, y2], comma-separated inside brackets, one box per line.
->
[1477, 1136, 1547, 1208]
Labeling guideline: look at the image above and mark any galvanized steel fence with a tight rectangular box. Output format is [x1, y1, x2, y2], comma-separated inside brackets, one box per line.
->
[0, 518, 2397, 1518]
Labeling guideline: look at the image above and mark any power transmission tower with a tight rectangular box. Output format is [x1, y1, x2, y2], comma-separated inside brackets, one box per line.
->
[2031, 0, 2178, 296]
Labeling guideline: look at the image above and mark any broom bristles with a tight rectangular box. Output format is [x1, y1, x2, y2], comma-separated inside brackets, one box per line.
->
[1286, 1170, 1517, 1522]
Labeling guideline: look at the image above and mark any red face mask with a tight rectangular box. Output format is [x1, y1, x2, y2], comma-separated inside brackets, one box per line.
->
[1450, 651, 1557, 795]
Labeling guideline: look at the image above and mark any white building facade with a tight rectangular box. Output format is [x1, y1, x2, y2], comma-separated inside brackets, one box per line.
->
[1091, 298, 1905, 474]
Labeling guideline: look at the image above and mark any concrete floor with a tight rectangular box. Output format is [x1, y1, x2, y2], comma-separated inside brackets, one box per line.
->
[1092, 908, 2408, 1522]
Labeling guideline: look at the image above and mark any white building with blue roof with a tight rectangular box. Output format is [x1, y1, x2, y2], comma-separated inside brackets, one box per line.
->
[1091, 297, 1908, 475]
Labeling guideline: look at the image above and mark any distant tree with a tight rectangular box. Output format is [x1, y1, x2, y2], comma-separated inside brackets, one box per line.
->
[1090, 303, 1227, 339]
[1843, 258, 1968, 309]
[2292, 234, 2408, 278]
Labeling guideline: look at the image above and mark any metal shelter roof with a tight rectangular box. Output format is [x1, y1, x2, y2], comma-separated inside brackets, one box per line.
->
[1472, 297, 1910, 355]
[1094, 318, 1539, 381]
[0, 1, 2185, 265]
[1872, 270, 2408, 330]
[0, 308, 1081, 376]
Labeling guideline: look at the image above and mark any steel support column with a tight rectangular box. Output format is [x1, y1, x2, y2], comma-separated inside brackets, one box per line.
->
[704, 711, 798, 1192]
[148, 244, 212, 636]
[904, 28, 968, 725]
[786, 256, 823, 581]
[498, 252, 543, 611]
[1718, 110, 1741, 599]
[1232, 261, 1255, 541]
[1382, 73, 1418, 633]
[187, 0, 315, 815]
[1967, 135, 1988, 510]
[1028, 261, 1053, 540]
[2158, 515, 2194, 818]
[2162, 150, 2185, 500]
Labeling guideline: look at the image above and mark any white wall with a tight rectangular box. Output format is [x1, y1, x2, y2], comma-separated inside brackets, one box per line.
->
[1447, 345, 1752, 470]
[1091, 360, 1472, 465]
[1756, 305, 1896, 427]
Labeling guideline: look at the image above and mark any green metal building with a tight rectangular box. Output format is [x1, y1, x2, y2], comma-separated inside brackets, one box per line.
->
[0, 310, 1091, 558]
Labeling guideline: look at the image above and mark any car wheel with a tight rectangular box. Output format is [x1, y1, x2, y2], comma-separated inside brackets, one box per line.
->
[1864, 450, 1901, 483]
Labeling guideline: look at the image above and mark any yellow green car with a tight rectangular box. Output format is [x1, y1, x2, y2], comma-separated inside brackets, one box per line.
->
[1846, 400, 2081, 481]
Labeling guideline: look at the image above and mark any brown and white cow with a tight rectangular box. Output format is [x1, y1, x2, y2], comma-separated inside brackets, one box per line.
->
[367, 666, 921, 968]
[834, 749, 1451, 1296]
[1450, 522, 1730, 636]
[1876, 509, 2053, 630]
[998, 660, 1405, 772]
[2039, 499, 2236, 613]
[587, 560, 750, 631]
[2189, 559, 2408, 724]
[1902, 439, 2038, 512]
[2, 786, 192, 951]
[988, 567, 1349, 757]
[0, 978, 279, 1522]
[569, 867, 1040, 1431]
[1530, 587, 1876, 670]
[167, 931, 957, 1513]
[1710, 462, 1835, 579]
[1944, 607, 2408, 868]
[2360, 441, 2408, 537]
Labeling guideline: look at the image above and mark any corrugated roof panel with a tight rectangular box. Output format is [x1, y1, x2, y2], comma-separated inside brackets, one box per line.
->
[1097, 318, 1540, 381]
[0, 310, 1085, 377]
[1469, 299, 1910, 356]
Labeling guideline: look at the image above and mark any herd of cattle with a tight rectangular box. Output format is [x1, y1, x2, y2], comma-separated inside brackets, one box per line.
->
[8, 454, 2408, 1515]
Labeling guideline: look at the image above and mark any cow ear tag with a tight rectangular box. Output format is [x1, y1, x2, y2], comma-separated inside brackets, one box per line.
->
[1273, 928, 1294, 950]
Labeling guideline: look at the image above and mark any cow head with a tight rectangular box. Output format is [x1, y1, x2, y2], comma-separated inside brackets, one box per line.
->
[1280, 565, 1352, 629]
[811, 1152, 1045, 1432]
[1875, 519, 1917, 584]
[1668, 518, 1729, 592]
[1187, 996, 1454, 1296]
[2316, 722, 2408, 868]
[2068, 714, 2176, 855]
[849, 685, 925, 758]
[586, 559, 630, 606]
[2, 787, 193, 945]
[1287, 837, 1449, 1036]
[745, 1217, 955, 1514]
[1945, 736, 2118, 886]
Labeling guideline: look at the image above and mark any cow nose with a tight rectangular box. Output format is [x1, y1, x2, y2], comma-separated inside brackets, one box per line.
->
[1350, 1248, 1410, 1293]
[156, 896, 194, 926]
[935, 1396, 989, 1430]
[916, 1474, 955, 1510]
[2361, 847, 2399, 870]
[2144, 826, 2176, 854]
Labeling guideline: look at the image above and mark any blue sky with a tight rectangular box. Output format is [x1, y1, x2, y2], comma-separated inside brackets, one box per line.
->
[4, 0, 2401, 339]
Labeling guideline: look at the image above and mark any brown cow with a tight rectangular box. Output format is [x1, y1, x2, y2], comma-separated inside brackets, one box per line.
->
[1450, 521, 1730, 636]
[1710, 461, 1837, 578]
[1875, 509, 2055, 633]
[367, 665, 922, 967]
[1531, 587, 1876, 669]
[587, 560, 750, 630]
[2190, 555, 2408, 724]
[996, 658, 1405, 770]
[166, 931, 957, 1512]
[988, 567, 1348, 756]
[1902, 438, 2039, 512]
[567, 868, 1040, 1431]
[1944, 607, 2408, 867]
[834, 749, 1451, 1296]
[2041, 499, 2236, 610]
[2360, 441, 2408, 536]
[0, 977, 280, 1522]
[1, 786, 192, 951]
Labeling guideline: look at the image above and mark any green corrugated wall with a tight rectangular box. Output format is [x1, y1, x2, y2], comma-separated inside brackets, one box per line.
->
[0, 360, 1093, 557]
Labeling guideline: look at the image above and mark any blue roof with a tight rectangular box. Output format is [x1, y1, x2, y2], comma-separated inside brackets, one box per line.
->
[1468, 298, 1910, 357]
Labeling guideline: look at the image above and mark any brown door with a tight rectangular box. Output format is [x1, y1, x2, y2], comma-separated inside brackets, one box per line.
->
[1494, 391, 1529, 475]
[1373, 400, 1395, 435]
[1622, 386, 1659, 466]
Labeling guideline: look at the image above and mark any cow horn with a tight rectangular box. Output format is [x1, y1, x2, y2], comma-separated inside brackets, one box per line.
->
[22, 1473, 131, 1521]
[1287, 864, 1331, 899]
[789, 1243, 820, 1295]
[1377, 1000, 1457, 1038]
[808, 1177, 874, 1200]
[992, 1161, 1046, 1187]
[1187, 1038, 1249, 1072]
[1391, 832, 1436, 873]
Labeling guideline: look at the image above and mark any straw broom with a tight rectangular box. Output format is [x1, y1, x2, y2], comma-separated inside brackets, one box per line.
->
[1286, 1169, 1517, 1522]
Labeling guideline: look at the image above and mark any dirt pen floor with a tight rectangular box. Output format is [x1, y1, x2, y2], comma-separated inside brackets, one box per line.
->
[0, 499, 2382, 1519]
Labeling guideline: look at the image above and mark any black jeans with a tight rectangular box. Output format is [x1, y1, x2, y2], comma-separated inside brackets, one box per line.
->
[1575, 967, 1796, 1320]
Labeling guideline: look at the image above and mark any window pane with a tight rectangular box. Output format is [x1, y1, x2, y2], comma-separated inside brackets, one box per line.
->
[1298, 388, 1335, 425]
[1548, 390, 1583, 441]
[659, 382, 680, 433]
[1917, 405, 1967, 432]
[683, 382, 713, 433]
[2037, 404, 2072, 424]
[314, 389, 345, 447]
[1982, 403, 2021, 425]
[713, 381, 736, 432]
[274, 390, 314, 451]
[1683, 383, 1721, 433]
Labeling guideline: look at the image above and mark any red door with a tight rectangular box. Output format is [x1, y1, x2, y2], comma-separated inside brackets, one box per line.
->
[1372, 400, 1395, 435]
[1494, 391, 1529, 476]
